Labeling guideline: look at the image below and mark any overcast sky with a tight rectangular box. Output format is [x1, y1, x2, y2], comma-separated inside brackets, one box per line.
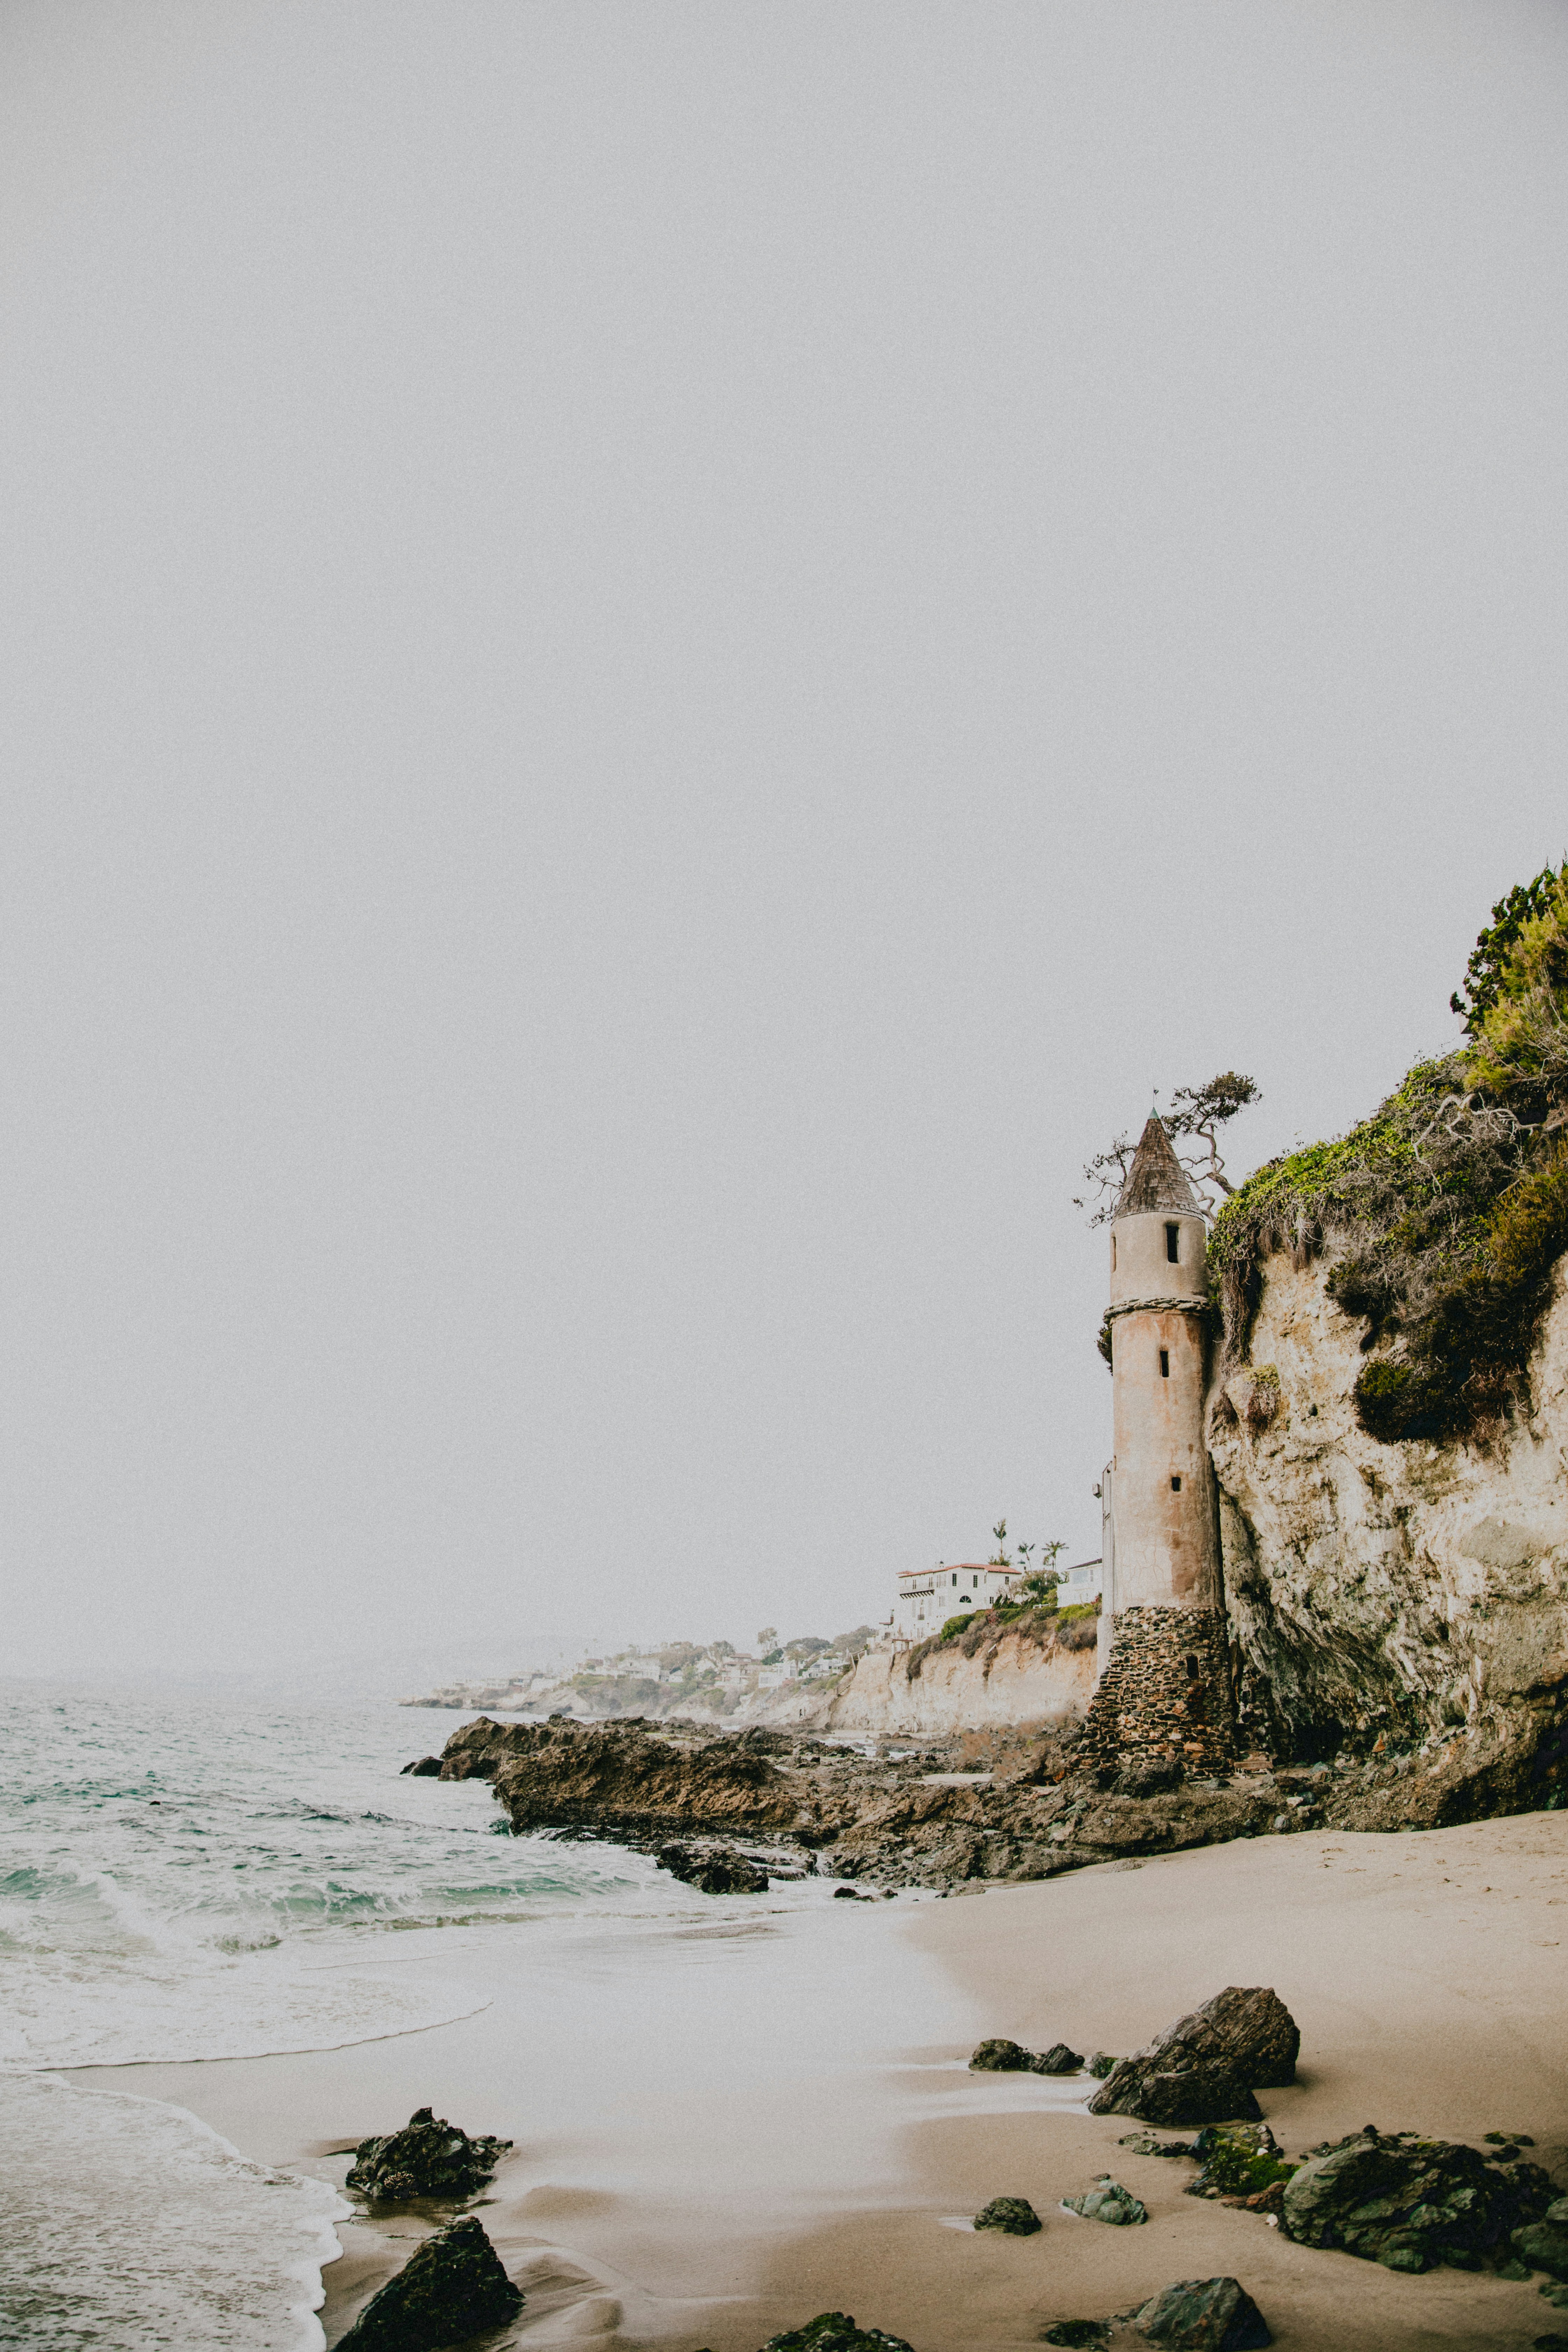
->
[2, 1, 1566, 1685]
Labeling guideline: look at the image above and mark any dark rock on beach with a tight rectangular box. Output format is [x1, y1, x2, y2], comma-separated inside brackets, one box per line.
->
[345, 2108, 512, 2203]
[968, 2036, 1083, 2075]
[759, 2316, 915, 2352]
[1038, 2040, 1085, 2074]
[1087, 1988, 1298, 2128]
[969, 2039, 1041, 2072]
[1279, 2129, 1554, 2272]
[973, 2196, 1042, 2234]
[657, 1841, 770, 1893]
[1131, 2277, 1272, 2348]
[334, 2216, 524, 2351]
[1514, 2196, 1568, 2278]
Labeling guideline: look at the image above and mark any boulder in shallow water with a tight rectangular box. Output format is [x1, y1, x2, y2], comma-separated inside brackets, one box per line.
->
[1280, 2129, 1554, 2271]
[1131, 2277, 1271, 2348]
[759, 2315, 915, 2352]
[969, 2039, 1038, 2072]
[335, 2216, 524, 2350]
[656, 1842, 769, 1893]
[400, 1757, 442, 1777]
[974, 2196, 1042, 2235]
[1086, 1988, 1298, 2127]
[345, 2108, 511, 2202]
[969, 2036, 1080, 2074]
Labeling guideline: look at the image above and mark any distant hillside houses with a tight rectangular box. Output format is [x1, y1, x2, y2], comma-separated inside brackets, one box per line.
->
[402, 1626, 881, 1714]
[576, 1629, 879, 1697]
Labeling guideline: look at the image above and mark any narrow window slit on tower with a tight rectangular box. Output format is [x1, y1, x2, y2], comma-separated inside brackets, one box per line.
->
[1170, 1474, 1182, 1491]
[1159, 1348, 1170, 1377]
[1165, 1222, 1180, 1264]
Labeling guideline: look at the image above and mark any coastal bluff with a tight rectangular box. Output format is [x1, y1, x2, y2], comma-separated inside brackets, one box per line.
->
[1210, 1245, 1568, 1817]
[798, 1618, 1095, 1740]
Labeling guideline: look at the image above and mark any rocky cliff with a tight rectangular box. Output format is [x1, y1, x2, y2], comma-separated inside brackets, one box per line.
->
[822, 1620, 1096, 1737]
[1209, 1243, 1568, 1815]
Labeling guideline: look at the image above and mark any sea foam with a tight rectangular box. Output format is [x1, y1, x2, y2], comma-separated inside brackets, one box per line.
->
[0, 2072, 347, 2350]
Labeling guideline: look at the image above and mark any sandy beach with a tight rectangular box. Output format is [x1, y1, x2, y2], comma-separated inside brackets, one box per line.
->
[70, 1807, 1568, 2352]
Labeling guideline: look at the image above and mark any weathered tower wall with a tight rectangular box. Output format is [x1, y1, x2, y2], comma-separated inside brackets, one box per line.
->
[1079, 1123, 1235, 1774]
[1107, 1209, 1217, 1608]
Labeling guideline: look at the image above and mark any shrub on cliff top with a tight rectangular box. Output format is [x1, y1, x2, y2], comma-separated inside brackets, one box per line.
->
[1211, 866, 1568, 1445]
[1467, 865, 1568, 1098]
[1450, 857, 1567, 1035]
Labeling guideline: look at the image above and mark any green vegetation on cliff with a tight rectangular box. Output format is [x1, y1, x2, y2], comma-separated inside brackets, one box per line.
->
[1211, 867, 1568, 1445]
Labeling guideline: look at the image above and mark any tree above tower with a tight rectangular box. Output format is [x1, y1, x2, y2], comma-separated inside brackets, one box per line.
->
[1077, 1073, 1260, 1224]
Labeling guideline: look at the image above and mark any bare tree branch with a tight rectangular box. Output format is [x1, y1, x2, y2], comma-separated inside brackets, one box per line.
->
[1078, 1073, 1260, 1224]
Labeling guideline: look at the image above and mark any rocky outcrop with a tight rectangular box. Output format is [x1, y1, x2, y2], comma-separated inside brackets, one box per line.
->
[335, 2217, 523, 2350]
[1210, 1249, 1568, 1801]
[418, 1714, 1289, 1889]
[1086, 1988, 1298, 2128]
[1279, 2129, 1553, 2273]
[440, 1716, 810, 1840]
[345, 2108, 511, 2203]
[828, 1768, 1283, 1885]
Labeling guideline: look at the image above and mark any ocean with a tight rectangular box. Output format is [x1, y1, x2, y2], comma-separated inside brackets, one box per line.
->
[0, 1686, 801, 2349]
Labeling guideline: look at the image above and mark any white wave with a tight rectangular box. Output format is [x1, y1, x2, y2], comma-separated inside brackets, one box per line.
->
[0, 2071, 348, 2351]
[0, 1946, 490, 2069]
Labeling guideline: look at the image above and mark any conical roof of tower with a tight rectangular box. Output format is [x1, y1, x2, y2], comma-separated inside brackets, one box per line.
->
[1113, 1114, 1203, 1219]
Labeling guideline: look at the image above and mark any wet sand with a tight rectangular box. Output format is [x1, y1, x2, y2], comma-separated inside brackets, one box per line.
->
[75, 1813, 1568, 2351]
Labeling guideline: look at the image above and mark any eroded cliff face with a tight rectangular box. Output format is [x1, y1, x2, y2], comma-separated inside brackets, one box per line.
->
[824, 1623, 1096, 1737]
[1209, 1245, 1568, 1787]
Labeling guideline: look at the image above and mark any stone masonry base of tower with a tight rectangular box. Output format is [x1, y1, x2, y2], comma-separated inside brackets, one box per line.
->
[1075, 1606, 1235, 1773]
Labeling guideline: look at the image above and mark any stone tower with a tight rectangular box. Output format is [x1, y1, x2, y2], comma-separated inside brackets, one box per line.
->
[1080, 1115, 1233, 1773]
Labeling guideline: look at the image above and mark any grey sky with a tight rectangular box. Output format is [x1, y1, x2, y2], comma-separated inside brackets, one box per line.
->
[3, 2, 1566, 1682]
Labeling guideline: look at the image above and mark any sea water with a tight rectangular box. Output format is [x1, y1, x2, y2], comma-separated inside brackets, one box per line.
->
[0, 1686, 783, 2347]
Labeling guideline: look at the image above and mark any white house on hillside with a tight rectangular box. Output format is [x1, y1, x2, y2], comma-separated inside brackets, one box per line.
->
[894, 1562, 1020, 1639]
[893, 1556, 1105, 1640]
